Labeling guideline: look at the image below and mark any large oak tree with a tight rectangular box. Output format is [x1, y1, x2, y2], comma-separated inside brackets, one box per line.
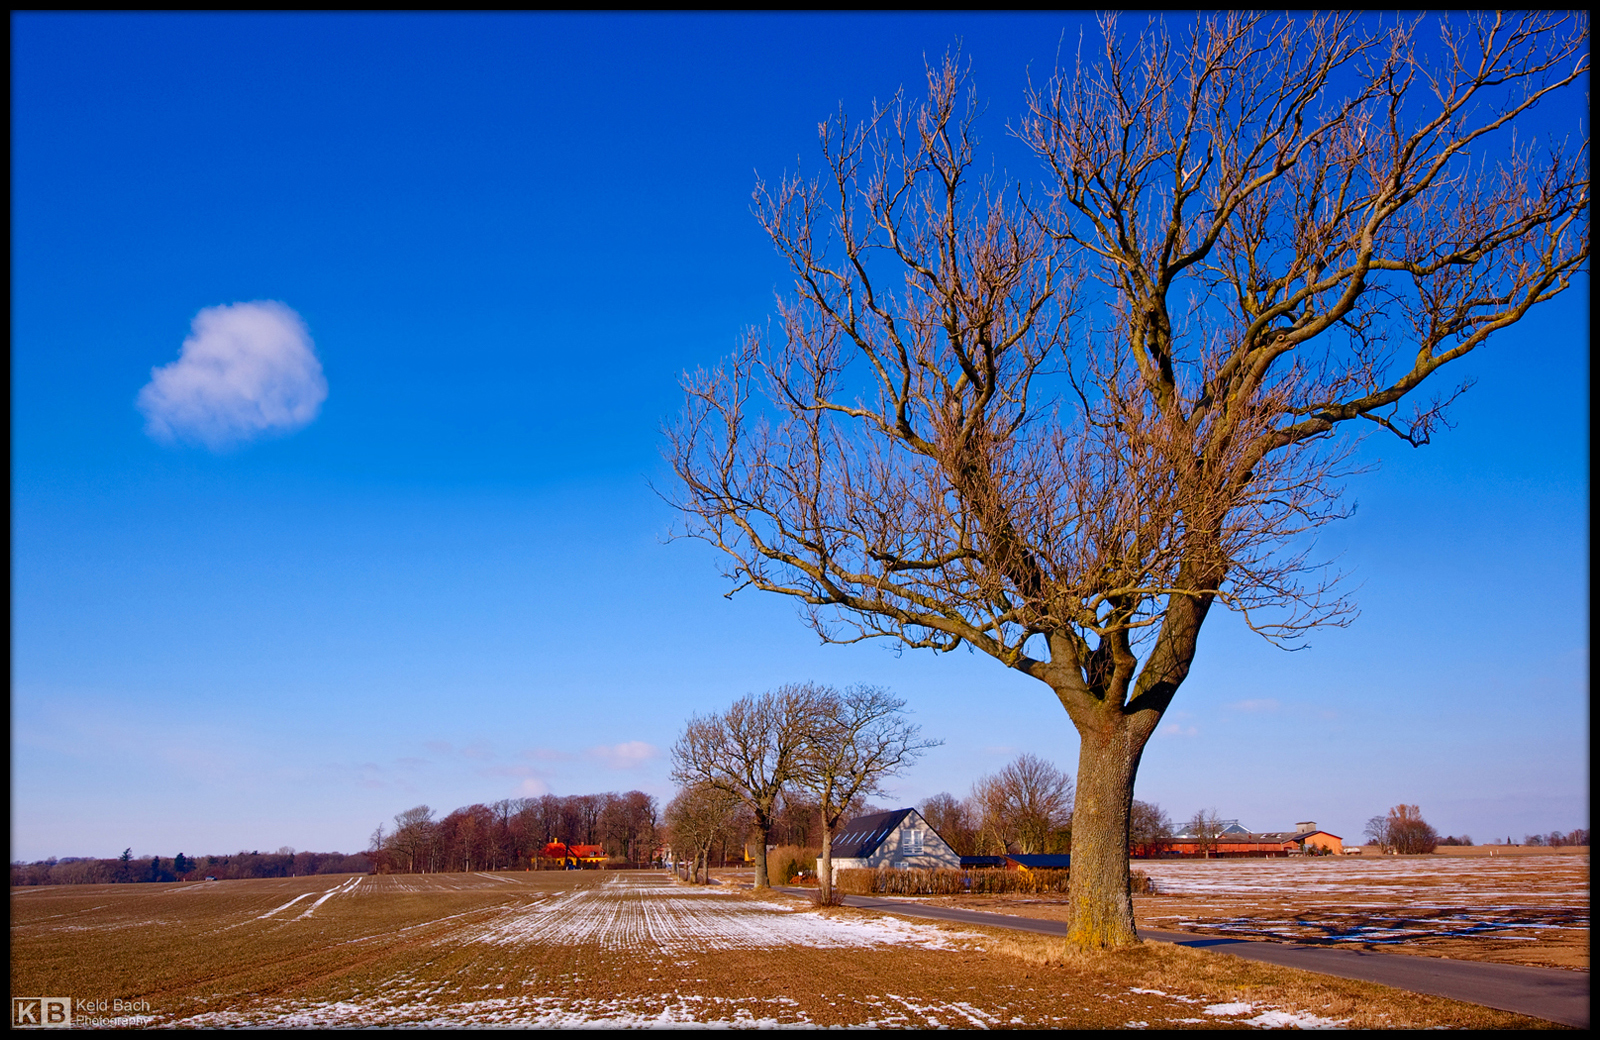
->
[667, 12, 1588, 946]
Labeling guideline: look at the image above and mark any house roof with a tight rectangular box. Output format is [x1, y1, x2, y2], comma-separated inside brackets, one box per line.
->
[1007, 854, 1072, 869]
[830, 809, 915, 859]
[1173, 820, 1252, 838]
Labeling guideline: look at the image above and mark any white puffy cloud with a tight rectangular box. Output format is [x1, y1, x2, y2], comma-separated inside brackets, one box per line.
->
[137, 300, 327, 449]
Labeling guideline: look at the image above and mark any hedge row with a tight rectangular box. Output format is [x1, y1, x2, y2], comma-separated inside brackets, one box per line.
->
[834, 866, 1154, 896]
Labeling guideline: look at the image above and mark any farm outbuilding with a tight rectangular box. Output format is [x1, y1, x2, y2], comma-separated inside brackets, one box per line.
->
[1161, 820, 1344, 857]
[828, 808, 961, 882]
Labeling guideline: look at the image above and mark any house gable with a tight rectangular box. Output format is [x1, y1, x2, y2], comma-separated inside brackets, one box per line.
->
[829, 808, 962, 877]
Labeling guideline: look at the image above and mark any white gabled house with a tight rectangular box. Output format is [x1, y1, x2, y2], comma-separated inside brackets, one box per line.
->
[828, 808, 961, 882]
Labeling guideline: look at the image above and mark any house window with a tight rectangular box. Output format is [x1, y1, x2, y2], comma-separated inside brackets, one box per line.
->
[904, 829, 922, 856]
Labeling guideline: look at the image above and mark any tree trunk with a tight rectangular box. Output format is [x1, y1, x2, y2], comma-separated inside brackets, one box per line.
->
[818, 819, 833, 902]
[752, 818, 773, 889]
[1064, 708, 1150, 948]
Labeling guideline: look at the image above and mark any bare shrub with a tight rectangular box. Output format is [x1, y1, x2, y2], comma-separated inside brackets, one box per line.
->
[768, 845, 819, 885]
[1367, 804, 1440, 854]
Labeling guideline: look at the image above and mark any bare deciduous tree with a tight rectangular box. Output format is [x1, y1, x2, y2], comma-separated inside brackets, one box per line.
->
[670, 685, 819, 887]
[972, 753, 1075, 855]
[1372, 803, 1440, 854]
[1129, 799, 1174, 857]
[389, 805, 437, 874]
[919, 792, 979, 856]
[665, 783, 740, 884]
[795, 683, 940, 902]
[1184, 808, 1227, 859]
[667, 14, 1588, 947]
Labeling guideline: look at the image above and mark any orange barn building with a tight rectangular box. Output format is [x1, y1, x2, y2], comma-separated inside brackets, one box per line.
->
[1155, 821, 1343, 858]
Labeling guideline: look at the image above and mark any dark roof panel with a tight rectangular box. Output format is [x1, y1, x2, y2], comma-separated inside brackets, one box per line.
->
[830, 809, 914, 859]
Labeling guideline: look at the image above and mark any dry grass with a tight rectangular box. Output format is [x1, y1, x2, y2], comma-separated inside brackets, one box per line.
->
[766, 845, 818, 885]
[977, 928, 1559, 1030]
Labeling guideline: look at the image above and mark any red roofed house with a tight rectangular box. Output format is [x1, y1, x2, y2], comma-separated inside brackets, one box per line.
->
[537, 842, 611, 870]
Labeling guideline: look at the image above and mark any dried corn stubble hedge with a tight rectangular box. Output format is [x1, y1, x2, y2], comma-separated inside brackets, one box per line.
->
[835, 867, 1154, 896]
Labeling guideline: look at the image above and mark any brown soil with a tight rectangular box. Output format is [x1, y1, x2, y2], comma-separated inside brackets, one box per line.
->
[1427, 846, 1590, 857]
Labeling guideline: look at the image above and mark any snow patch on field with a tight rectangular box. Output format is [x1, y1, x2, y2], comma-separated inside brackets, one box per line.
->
[462, 874, 981, 953]
[294, 877, 362, 920]
[255, 892, 313, 919]
[1203, 992, 1344, 1024]
[1205, 1000, 1348, 1029]
[1138, 855, 1588, 946]
[1138, 855, 1589, 903]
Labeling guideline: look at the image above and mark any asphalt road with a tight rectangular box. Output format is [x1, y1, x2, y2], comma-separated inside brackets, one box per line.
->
[777, 888, 1588, 1028]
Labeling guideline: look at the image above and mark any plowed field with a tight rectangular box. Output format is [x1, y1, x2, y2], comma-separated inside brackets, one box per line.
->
[10, 871, 1554, 1028]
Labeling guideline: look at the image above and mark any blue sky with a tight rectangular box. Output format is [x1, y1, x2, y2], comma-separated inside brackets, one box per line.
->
[11, 13, 1588, 861]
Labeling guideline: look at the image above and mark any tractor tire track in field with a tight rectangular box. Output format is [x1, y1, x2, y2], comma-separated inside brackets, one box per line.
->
[134, 897, 532, 1023]
[293, 876, 364, 920]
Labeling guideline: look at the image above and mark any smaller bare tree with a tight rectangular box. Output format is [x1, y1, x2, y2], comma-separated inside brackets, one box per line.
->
[665, 783, 740, 884]
[390, 805, 437, 874]
[1185, 809, 1226, 859]
[366, 824, 387, 874]
[1129, 800, 1174, 857]
[1382, 804, 1439, 855]
[795, 684, 940, 903]
[919, 792, 979, 856]
[973, 754, 1074, 855]
[671, 685, 818, 887]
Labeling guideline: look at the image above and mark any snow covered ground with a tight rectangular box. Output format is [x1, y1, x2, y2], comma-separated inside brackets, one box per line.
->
[463, 873, 980, 954]
[1137, 854, 1588, 904]
[1136, 854, 1589, 945]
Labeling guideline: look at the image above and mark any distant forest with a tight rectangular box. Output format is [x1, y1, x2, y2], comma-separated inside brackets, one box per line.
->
[10, 848, 370, 887]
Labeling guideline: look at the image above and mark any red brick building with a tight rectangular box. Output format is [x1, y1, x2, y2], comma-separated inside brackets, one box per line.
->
[1157, 820, 1343, 858]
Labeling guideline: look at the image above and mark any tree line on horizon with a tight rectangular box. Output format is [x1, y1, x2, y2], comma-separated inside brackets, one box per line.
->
[367, 790, 661, 874]
[10, 847, 371, 886]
